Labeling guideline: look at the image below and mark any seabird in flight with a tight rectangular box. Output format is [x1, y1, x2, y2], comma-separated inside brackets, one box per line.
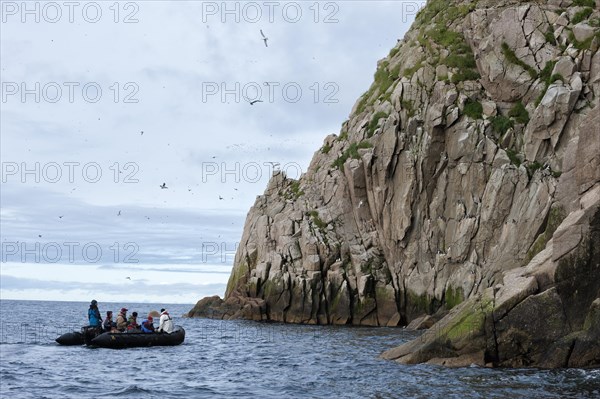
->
[260, 29, 268, 47]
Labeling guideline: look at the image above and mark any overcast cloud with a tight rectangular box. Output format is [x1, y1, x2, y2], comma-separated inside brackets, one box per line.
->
[1, 0, 425, 303]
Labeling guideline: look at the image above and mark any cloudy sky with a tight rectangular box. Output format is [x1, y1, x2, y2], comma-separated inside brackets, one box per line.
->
[1, 0, 424, 304]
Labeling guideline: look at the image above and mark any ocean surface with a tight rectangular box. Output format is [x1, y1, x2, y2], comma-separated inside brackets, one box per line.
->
[0, 300, 598, 398]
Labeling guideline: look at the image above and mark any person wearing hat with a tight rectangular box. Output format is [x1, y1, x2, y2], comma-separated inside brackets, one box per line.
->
[140, 314, 155, 333]
[116, 308, 128, 332]
[103, 311, 117, 332]
[88, 299, 102, 328]
[157, 308, 174, 333]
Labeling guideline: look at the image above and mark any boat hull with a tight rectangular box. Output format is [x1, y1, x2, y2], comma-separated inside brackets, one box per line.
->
[90, 326, 185, 349]
[56, 326, 103, 346]
[55, 331, 84, 346]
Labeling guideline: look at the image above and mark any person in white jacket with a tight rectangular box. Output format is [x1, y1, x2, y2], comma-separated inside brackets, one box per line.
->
[157, 308, 174, 333]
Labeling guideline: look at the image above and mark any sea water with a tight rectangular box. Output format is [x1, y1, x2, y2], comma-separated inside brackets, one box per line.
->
[1, 300, 599, 398]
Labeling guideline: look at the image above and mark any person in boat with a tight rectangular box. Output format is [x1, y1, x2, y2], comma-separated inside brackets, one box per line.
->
[88, 299, 102, 328]
[157, 308, 174, 333]
[116, 308, 128, 331]
[140, 315, 155, 333]
[127, 311, 140, 331]
[103, 311, 117, 332]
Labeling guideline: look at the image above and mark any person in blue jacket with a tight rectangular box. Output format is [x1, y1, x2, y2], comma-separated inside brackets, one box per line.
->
[88, 299, 102, 327]
[140, 315, 155, 333]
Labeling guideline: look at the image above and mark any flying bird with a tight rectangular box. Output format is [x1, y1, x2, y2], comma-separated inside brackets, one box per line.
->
[140, 131, 144, 135]
[126, 277, 131, 280]
[260, 29, 268, 47]
[117, 210, 121, 216]
[160, 183, 168, 189]
[58, 215, 63, 219]
[249, 99, 263, 105]
[219, 196, 224, 200]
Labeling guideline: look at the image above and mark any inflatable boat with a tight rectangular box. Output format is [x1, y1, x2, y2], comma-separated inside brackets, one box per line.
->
[56, 326, 185, 348]
[91, 326, 185, 348]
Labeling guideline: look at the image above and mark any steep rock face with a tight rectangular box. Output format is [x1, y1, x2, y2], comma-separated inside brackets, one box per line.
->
[189, 0, 600, 367]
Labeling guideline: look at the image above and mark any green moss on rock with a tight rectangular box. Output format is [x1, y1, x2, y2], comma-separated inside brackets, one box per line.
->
[332, 141, 373, 170]
[501, 42, 537, 79]
[509, 101, 530, 124]
[445, 286, 464, 309]
[572, 7, 593, 25]
[463, 99, 483, 119]
[491, 115, 514, 136]
[443, 294, 494, 341]
[225, 262, 250, 297]
[309, 210, 328, 230]
[407, 291, 438, 316]
[367, 111, 389, 138]
[525, 205, 567, 264]
[571, 0, 595, 7]
[506, 148, 522, 167]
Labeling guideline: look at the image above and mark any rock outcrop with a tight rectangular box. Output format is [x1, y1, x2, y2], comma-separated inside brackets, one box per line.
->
[189, 0, 600, 368]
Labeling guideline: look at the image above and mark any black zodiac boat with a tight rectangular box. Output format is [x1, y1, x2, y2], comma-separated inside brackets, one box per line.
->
[56, 326, 185, 348]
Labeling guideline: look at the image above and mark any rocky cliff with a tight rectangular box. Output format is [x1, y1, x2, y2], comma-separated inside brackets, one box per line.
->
[189, 0, 600, 368]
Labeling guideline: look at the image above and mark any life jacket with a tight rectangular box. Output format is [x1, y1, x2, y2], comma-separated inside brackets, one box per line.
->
[103, 318, 115, 330]
[116, 313, 127, 329]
